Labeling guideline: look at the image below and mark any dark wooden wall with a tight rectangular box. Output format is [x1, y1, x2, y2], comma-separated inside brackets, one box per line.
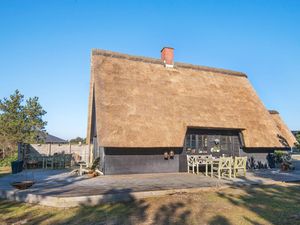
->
[101, 147, 290, 174]
[103, 148, 183, 175]
[240, 148, 289, 169]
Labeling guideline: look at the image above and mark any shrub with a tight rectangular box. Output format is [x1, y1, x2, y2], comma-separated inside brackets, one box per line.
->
[274, 150, 288, 164]
[273, 150, 294, 171]
[0, 152, 18, 167]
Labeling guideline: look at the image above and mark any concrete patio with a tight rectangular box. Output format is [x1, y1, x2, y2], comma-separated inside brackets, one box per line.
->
[1, 164, 300, 207]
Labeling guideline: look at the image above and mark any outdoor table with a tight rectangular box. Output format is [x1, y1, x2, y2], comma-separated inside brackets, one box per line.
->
[199, 158, 219, 177]
[201, 158, 211, 177]
[187, 155, 221, 176]
[195, 157, 216, 177]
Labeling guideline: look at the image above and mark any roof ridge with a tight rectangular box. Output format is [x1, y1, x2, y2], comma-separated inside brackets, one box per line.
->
[92, 49, 247, 78]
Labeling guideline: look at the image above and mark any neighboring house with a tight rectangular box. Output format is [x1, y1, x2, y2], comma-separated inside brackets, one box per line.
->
[87, 47, 296, 175]
[40, 133, 68, 144]
[18, 133, 69, 161]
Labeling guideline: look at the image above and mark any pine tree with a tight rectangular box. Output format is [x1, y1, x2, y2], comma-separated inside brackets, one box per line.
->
[0, 90, 47, 149]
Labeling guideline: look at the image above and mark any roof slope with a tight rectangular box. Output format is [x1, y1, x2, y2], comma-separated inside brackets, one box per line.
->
[40, 133, 67, 144]
[269, 111, 296, 147]
[87, 49, 294, 149]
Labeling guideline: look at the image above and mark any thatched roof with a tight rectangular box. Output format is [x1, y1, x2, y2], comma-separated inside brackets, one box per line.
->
[269, 111, 297, 147]
[87, 49, 295, 149]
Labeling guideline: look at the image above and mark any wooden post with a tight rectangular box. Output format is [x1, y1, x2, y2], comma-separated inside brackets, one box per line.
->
[88, 144, 92, 164]
[48, 143, 52, 156]
[17, 143, 22, 160]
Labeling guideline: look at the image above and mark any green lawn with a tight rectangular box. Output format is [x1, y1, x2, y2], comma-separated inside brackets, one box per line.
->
[0, 183, 300, 225]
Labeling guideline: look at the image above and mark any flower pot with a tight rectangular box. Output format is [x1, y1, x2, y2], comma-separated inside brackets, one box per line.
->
[281, 164, 288, 171]
[88, 172, 98, 178]
[87, 173, 94, 178]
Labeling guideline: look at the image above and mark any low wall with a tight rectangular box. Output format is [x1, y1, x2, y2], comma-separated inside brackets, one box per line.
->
[29, 144, 90, 162]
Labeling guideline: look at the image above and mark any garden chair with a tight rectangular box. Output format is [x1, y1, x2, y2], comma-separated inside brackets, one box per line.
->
[212, 157, 233, 179]
[187, 155, 197, 174]
[64, 154, 72, 168]
[36, 156, 44, 168]
[52, 156, 61, 169]
[26, 155, 39, 169]
[58, 156, 66, 168]
[50, 154, 64, 169]
[233, 156, 247, 178]
[44, 156, 53, 169]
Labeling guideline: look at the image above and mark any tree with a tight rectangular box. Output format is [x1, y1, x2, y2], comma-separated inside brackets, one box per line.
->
[0, 90, 47, 148]
[295, 132, 300, 150]
[69, 137, 86, 144]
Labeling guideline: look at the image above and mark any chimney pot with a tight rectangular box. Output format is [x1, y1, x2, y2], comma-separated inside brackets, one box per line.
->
[161, 47, 174, 67]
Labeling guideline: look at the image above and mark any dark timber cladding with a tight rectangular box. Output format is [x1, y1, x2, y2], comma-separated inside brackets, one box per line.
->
[103, 128, 243, 175]
[104, 147, 183, 174]
[87, 48, 297, 174]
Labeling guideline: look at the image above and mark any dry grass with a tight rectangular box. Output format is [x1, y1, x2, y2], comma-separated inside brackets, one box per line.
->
[0, 183, 300, 225]
[0, 167, 11, 178]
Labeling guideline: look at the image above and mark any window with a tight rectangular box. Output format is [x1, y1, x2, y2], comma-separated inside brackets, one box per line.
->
[204, 136, 208, 147]
[184, 129, 241, 156]
[221, 136, 227, 151]
[191, 134, 196, 149]
[186, 135, 191, 148]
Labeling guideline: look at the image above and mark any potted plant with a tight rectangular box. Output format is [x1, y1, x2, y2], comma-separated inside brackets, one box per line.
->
[87, 157, 101, 177]
[280, 153, 295, 171]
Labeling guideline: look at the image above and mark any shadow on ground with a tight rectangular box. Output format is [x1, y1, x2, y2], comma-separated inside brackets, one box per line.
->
[209, 215, 231, 225]
[2, 164, 300, 225]
[216, 177, 300, 225]
[1, 183, 300, 225]
[56, 189, 192, 225]
[0, 188, 192, 225]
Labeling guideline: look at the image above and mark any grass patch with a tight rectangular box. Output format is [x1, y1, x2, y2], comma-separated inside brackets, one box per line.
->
[0, 166, 11, 178]
[0, 184, 299, 225]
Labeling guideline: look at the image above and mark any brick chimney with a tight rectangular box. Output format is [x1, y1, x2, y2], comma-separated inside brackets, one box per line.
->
[161, 47, 174, 68]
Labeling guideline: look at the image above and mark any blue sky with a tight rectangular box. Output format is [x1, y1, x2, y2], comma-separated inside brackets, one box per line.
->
[0, 0, 299, 140]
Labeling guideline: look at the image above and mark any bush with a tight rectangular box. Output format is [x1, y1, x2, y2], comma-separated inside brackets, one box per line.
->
[273, 150, 294, 171]
[0, 152, 18, 167]
[274, 150, 288, 164]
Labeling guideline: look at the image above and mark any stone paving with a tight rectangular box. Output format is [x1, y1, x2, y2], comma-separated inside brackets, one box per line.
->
[0, 157, 300, 207]
[1, 170, 231, 197]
